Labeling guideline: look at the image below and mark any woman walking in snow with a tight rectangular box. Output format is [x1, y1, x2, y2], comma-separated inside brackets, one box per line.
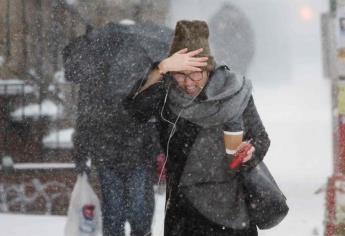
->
[125, 20, 270, 236]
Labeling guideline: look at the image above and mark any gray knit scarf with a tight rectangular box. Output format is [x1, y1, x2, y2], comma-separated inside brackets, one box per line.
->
[168, 66, 252, 128]
[167, 66, 253, 229]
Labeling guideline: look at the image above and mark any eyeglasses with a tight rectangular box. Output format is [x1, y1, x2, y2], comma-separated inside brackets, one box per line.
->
[171, 72, 204, 82]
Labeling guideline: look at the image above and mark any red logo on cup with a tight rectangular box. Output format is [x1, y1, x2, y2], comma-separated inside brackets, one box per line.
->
[82, 204, 95, 219]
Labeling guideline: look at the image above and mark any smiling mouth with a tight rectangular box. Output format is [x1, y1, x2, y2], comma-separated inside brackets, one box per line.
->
[186, 84, 196, 89]
[185, 87, 199, 95]
[186, 87, 196, 92]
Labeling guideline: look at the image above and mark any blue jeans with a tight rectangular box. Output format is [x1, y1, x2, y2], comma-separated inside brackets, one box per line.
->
[98, 166, 154, 236]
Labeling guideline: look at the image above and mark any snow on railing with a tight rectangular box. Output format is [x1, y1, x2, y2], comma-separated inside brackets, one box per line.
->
[42, 128, 74, 149]
[119, 19, 136, 25]
[53, 70, 66, 83]
[66, 0, 77, 5]
[13, 163, 75, 169]
[0, 80, 34, 95]
[11, 99, 64, 121]
[0, 162, 93, 171]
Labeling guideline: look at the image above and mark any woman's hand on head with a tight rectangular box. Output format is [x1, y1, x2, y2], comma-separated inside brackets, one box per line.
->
[159, 48, 208, 73]
[139, 48, 208, 93]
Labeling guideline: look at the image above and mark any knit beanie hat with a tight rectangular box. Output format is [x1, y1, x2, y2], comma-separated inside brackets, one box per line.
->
[169, 20, 216, 72]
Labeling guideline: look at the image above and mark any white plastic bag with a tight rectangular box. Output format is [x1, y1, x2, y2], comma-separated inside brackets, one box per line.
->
[64, 173, 102, 236]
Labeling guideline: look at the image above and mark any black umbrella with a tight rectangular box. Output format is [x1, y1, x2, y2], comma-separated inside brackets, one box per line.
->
[63, 21, 173, 83]
[63, 32, 96, 84]
[128, 22, 173, 62]
[92, 21, 173, 63]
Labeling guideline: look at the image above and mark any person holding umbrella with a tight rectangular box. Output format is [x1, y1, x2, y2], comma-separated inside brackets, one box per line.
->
[64, 21, 172, 236]
[124, 20, 270, 235]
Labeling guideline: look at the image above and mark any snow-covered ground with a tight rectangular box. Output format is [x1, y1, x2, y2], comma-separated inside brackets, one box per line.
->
[0, 76, 332, 236]
[0, 193, 166, 236]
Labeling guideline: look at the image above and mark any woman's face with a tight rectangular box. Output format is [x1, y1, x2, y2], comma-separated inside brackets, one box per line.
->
[172, 70, 209, 96]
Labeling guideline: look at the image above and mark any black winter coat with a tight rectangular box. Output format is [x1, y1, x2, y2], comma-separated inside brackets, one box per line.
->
[124, 69, 271, 235]
[64, 23, 162, 168]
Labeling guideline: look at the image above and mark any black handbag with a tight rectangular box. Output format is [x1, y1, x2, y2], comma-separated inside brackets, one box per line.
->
[241, 162, 289, 229]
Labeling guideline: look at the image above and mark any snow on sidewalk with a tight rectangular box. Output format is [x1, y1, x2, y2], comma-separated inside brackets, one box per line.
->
[0, 194, 166, 236]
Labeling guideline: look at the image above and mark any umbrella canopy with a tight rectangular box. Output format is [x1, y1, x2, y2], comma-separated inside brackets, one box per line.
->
[125, 22, 173, 60]
[91, 21, 173, 63]
[62, 21, 173, 124]
[63, 33, 95, 84]
[63, 21, 173, 83]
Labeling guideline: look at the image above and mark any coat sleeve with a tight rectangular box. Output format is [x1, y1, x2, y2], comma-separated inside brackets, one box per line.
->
[123, 71, 165, 123]
[242, 96, 271, 170]
[72, 115, 92, 173]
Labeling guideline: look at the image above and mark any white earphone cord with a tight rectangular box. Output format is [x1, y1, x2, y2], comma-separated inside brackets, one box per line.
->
[145, 80, 202, 236]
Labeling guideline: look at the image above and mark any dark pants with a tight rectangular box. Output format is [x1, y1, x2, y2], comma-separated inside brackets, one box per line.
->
[98, 166, 154, 236]
[180, 204, 258, 236]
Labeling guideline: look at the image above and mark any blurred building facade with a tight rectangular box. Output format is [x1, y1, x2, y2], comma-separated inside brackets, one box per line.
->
[0, 0, 170, 215]
[0, 0, 170, 82]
